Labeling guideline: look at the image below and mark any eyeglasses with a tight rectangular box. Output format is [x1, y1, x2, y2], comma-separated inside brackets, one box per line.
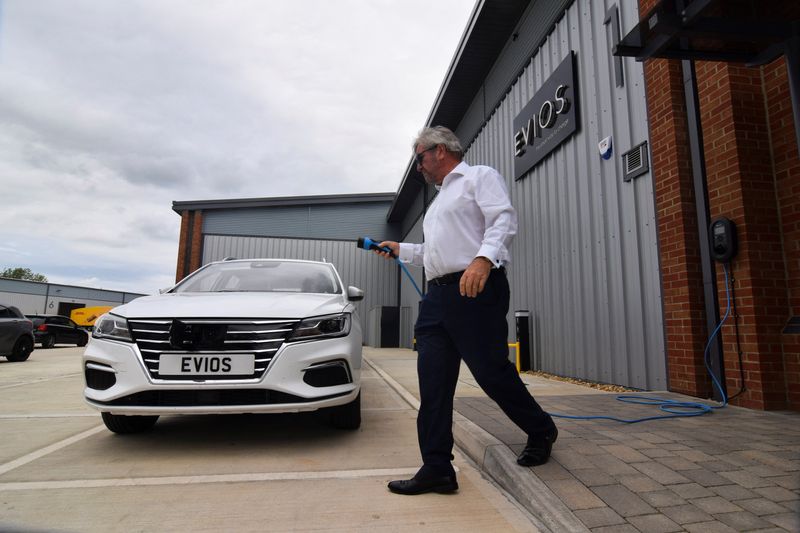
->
[414, 145, 438, 165]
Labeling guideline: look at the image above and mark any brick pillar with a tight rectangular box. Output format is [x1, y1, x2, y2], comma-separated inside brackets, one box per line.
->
[695, 61, 789, 409]
[174, 210, 204, 283]
[189, 210, 204, 274]
[638, 0, 800, 411]
[175, 211, 190, 283]
[643, 56, 713, 398]
[764, 57, 800, 411]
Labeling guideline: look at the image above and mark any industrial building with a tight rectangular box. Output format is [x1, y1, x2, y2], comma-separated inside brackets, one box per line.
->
[0, 278, 144, 317]
[172, 0, 799, 412]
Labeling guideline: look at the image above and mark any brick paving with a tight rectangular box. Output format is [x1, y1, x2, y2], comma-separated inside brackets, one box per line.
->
[455, 393, 800, 532]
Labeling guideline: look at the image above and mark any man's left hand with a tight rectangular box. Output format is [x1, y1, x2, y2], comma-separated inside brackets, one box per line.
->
[460, 257, 492, 298]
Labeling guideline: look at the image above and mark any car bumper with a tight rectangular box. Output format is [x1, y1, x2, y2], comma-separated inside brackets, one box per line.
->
[82, 332, 362, 416]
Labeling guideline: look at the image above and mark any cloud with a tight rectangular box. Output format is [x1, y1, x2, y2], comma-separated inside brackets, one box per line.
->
[0, 0, 472, 294]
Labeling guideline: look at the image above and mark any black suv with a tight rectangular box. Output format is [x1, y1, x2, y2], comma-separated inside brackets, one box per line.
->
[0, 304, 35, 361]
[27, 315, 89, 348]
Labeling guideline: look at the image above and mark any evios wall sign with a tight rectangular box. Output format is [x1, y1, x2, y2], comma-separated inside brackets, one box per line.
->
[513, 52, 579, 180]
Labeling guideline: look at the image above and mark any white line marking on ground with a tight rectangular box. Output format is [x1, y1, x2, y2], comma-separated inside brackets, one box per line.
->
[363, 356, 420, 410]
[0, 467, 429, 491]
[0, 373, 82, 391]
[0, 425, 105, 476]
[0, 413, 98, 419]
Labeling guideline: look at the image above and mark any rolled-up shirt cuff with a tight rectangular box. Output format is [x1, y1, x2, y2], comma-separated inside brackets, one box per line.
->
[399, 243, 415, 263]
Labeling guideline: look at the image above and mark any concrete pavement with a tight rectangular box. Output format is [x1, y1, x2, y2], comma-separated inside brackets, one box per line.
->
[0, 347, 543, 532]
[365, 347, 800, 533]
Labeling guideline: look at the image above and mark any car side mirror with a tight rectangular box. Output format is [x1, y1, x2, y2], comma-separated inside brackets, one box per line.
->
[347, 286, 364, 302]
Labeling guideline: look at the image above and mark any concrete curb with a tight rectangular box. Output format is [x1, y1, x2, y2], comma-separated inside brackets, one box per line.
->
[365, 356, 588, 532]
[453, 415, 589, 533]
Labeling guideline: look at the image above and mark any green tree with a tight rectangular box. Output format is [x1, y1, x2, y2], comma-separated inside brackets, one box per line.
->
[1, 267, 48, 282]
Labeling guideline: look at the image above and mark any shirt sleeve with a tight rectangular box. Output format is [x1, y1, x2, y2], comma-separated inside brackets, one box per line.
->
[399, 242, 425, 267]
[475, 168, 517, 266]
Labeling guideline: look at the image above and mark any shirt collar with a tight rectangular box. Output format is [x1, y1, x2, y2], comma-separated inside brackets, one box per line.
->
[435, 160, 470, 191]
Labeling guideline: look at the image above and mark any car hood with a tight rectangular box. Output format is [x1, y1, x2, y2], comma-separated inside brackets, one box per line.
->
[111, 292, 349, 319]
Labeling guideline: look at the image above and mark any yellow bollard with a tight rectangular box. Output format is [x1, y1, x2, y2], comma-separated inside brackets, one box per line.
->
[508, 342, 520, 372]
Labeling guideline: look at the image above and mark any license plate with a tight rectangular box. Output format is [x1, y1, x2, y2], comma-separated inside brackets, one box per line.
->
[159, 354, 255, 376]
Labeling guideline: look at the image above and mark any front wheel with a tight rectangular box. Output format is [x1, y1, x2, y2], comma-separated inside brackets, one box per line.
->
[327, 392, 361, 430]
[7, 337, 33, 362]
[101, 412, 159, 434]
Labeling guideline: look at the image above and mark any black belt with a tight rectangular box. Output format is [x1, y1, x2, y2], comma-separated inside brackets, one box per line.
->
[428, 266, 505, 286]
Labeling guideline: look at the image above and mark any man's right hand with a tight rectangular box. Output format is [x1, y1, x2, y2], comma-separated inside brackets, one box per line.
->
[376, 241, 399, 259]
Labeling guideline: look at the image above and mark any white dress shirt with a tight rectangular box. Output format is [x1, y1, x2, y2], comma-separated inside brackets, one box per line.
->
[399, 161, 517, 280]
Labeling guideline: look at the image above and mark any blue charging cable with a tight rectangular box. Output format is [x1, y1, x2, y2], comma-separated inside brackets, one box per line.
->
[397, 259, 424, 298]
[547, 264, 732, 423]
[357, 237, 424, 298]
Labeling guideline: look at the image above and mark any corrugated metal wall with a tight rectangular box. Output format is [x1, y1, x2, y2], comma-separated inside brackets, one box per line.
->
[459, 0, 665, 390]
[398, 216, 425, 348]
[202, 235, 398, 346]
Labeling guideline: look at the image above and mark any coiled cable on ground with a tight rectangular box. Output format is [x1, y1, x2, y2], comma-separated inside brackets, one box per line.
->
[547, 264, 732, 424]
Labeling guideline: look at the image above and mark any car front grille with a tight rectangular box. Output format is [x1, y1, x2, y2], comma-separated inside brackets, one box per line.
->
[128, 318, 299, 381]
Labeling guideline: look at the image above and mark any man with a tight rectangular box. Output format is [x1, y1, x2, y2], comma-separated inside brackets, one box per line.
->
[375, 126, 557, 496]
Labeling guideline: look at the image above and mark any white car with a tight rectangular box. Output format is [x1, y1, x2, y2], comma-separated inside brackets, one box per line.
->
[83, 259, 364, 434]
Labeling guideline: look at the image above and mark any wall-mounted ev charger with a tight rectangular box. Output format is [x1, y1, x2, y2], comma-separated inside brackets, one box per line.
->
[710, 217, 738, 263]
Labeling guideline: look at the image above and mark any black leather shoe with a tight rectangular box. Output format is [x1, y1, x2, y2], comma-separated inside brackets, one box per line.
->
[517, 426, 558, 467]
[388, 474, 458, 495]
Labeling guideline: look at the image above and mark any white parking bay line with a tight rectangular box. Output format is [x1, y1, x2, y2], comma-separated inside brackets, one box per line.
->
[0, 413, 99, 419]
[0, 373, 83, 391]
[0, 467, 423, 491]
[363, 356, 420, 410]
[0, 425, 106, 476]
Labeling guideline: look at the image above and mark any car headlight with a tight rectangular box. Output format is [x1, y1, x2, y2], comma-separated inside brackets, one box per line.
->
[92, 313, 133, 342]
[287, 313, 350, 342]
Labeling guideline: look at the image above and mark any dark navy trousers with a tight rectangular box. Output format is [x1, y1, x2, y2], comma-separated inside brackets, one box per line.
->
[414, 269, 553, 473]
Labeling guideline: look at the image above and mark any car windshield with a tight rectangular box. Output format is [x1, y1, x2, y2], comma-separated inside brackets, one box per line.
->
[173, 261, 341, 294]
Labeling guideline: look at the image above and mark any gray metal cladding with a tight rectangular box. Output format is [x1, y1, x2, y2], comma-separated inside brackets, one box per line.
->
[202, 202, 397, 241]
[398, 217, 425, 348]
[462, 0, 664, 390]
[457, 0, 575, 147]
[202, 235, 398, 346]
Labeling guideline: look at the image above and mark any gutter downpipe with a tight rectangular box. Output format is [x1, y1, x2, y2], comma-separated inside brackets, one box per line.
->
[682, 58, 727, 401]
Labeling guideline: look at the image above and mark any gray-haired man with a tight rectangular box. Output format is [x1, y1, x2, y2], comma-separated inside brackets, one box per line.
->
[375, 126, 557, 495]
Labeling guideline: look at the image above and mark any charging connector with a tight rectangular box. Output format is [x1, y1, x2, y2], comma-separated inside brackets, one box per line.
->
[357, 237, 423, 297]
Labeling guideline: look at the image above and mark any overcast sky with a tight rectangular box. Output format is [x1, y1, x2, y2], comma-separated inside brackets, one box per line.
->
[0, 0, 473, 294]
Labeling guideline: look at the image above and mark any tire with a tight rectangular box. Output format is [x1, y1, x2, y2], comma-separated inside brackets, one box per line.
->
[7, 337, 33, 362]
[77, 335, 88, 347]
[101, 412, 159, 434]
[41, 335, 55, 349]
[327, 392, 361, 430]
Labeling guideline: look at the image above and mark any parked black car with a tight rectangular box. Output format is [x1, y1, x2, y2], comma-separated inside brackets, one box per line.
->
[27, 314, 89, 348]
[0, 304, 35, 361]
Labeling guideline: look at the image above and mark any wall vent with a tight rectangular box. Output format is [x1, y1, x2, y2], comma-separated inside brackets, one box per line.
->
[622, 141, 649, 182]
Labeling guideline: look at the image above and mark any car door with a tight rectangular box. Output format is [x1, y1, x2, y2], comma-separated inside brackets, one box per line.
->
[0, 305, 17, 353]
[65, 318, 84, 343]
[49, 316, 70, 343]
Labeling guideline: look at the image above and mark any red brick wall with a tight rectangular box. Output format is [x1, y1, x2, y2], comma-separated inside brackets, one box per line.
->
[644, 57, 713, 398]
[764, 58, 800, 410]
[174, 210, 204, 283]
[639, 0, 800, 411]
[175, 211, 190, 282]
